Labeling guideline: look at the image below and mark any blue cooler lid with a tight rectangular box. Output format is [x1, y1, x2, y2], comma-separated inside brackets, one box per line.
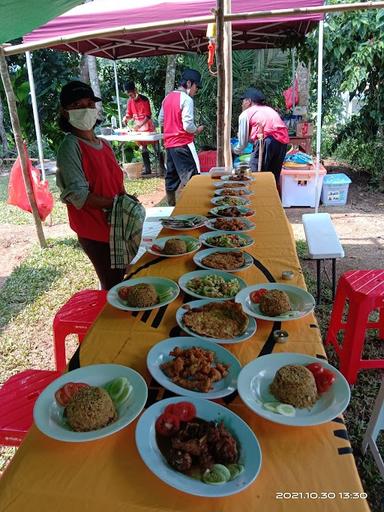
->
[323, 173, 351, 185]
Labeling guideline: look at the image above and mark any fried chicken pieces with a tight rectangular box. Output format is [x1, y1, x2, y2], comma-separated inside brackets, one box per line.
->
[161, 346, 229, 393]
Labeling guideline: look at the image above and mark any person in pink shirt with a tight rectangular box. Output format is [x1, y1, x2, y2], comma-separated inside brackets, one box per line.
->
[233, 88, 289, 184]
[158, 68, 204, 206]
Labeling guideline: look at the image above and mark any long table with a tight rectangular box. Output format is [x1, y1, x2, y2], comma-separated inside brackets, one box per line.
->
[0, 173, 369, 512]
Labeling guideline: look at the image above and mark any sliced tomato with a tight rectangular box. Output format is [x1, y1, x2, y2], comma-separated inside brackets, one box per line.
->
[151, 244, 163, 253]
[306, 363, 324, 378]
[118, 286, 131, 301]
[155, 413, 180, 437]
[316, 368, 336, 393]
[250, 288, 268, 304]
[54, 388, 68, 407]
[164, 402, 196, 422]
[55, 382, 90, 407]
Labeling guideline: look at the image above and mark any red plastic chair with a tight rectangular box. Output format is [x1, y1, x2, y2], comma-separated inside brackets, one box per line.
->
[0, 369, 60, 446]
[198, 150, 217, 172]
[53, 290, 107, 373]
[325, 270, 384, 384]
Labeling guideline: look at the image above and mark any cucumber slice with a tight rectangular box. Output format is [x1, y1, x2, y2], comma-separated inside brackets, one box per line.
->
[202, 464, 231, 485]
[104, 377, 130, 404]
[263, 401, 280, 413]
[276, 403, 296, 417]
[227, 463, 245, 480]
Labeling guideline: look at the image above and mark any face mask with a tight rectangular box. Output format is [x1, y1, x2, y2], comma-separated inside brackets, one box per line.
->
[67, 108, 98, 131]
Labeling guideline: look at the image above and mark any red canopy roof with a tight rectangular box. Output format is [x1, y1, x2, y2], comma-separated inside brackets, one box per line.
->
[23, 0, 324, 59]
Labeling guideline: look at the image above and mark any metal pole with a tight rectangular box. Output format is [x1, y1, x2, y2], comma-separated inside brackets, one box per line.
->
[113, 60, 122, 129]
[291, 48, 296, 112]
[314, 19, 324, 213]
[25, 51, 45, 181]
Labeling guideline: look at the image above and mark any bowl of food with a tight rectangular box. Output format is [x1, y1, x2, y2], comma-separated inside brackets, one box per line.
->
[237, 353, 350, 426]
[178, 270, 247, 300]
[199, 231, 254, 249]
[147, 236, 201, 257]
[135, 396, 262, 497]
[209, 206, 255, 218]
[108, 277, 180, 311]
[161, 215, 207, 231]
[215, 188, 253, 197]
[205, 217, 256, 232]
[211, 196, 251, 207]
[33, 364, 148, 442]
[235, 283, 315, 321]
[193, 248, 253, 272]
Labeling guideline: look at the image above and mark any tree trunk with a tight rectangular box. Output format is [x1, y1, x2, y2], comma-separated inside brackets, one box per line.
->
[0, 94, 9, 154]
[79, 54, 89, 83]
[0, 47, 46, 248]
[87, 55, 102, 116]
[164, 55, 177, 95]
[215, 1, 225, 167]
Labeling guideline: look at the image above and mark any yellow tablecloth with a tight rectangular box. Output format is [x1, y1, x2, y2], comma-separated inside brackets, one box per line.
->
[0, 173, 369, 512]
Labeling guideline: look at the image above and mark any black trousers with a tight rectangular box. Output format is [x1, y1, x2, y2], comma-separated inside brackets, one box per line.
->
[250, 136, 287, 183]
[78, 237, 125, 290]
[165, 145, 198, 192]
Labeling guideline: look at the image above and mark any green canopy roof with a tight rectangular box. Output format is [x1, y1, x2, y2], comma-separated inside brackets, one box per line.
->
[1, 0, 83, 44]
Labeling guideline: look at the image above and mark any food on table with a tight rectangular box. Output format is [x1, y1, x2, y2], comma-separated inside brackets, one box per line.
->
[228, 175, 251, 181]
[103, 376, 133, 408]
[164, 402, 197, 422]
[213, 217, 248, 231]
[270, 365, 318, 409]
[306, 363, 336, 393]
[161, 216, 203, 228]
[186, 274, 241, 298]
[214, 196, 247, 206]
[222, 182, 246, 189]
[65, 386, 117, 432]
[201, 251, 245, 271]
[217, 188, 247, 196]
[182, 300, 249, 339]
[259, 289, 291, 316]
[163, 238, 188, 255]
[160, 346, 229, 392]
[55, 382, 90, 407]
[250, 288, 268, 304]
[118, 283, 158, 307]
[215, 206, 254, 217]
[155, 401, 243, 484]
[205, 233, 249, 248]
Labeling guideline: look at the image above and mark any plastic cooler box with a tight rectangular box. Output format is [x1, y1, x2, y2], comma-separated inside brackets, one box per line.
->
[280, 166, 326, 207]
[321, 173, 351, 206]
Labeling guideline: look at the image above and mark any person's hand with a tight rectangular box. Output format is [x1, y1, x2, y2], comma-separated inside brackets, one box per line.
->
[122, 115, 128, 126]
[196, 125, 205, 134]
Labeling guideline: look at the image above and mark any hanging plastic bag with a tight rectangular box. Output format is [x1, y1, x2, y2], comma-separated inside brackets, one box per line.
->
[283, 79, 299, 110]
[7, 146, 54, 221]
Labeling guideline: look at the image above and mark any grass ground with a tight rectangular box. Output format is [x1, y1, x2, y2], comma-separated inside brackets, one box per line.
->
[0, 183, 382, 510]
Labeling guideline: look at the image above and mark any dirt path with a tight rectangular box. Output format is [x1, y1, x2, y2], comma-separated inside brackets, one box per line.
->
[1, 179, 383, 289]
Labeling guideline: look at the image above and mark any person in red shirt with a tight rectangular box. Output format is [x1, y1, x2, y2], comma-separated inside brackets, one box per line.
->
[123, 81, 164, 176]
[234, 88, 289, 184]
[158, 69, 204, 206]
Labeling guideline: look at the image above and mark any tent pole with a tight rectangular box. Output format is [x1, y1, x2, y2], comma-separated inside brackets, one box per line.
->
[223, 0, 232, 169]
[0, 47, 46, 248]
[215, 0, 225, 167]
[314, 19, 324, 214]
[113, 60, 122, 129]
[25, 51, 46, 182]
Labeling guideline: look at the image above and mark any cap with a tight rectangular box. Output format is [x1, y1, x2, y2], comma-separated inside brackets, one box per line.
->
[60, 80, 101, 107]
[181, 68, 202, 88]
[240, 88, 266, 104]
[125, 81, 136, 92]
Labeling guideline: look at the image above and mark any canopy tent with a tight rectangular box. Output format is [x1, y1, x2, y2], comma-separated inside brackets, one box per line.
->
[1, 0, 82, 44]
[22, 0, 324, 59]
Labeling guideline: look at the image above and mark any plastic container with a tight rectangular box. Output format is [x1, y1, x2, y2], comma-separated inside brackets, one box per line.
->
[208, 167, 233, 179]
[321, 173, 352, 206]
[280, 166, 326, 208]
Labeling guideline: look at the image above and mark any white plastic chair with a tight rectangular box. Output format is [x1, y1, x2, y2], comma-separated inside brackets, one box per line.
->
[361, 377, 384, 479]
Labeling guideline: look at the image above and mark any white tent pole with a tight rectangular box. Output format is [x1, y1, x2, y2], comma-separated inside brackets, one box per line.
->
[113, 60, 122, 129]
[25, 51, 45, 181]
[291, 48, 296, 111]
[314, 19, 324, 213]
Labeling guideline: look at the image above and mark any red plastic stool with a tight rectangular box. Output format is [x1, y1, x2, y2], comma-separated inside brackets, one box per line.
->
[325, 270, 384, 384]
[53, 290, 107, 373]
[0, 369, 60, 446]
[198, 150, 217, 172]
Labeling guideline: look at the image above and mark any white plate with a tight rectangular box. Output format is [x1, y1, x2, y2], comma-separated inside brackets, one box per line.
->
[146, 336, 241, 398]
[161, 214, 207, 231]
[33, 364, 148, 442]
[210, 196, 250, 206]
[178, 269, 247, 300]
[213, 181, 248, 189]
[209, 206, 255, 218]
[107, 277, 179, 311]
[215, 188, 253, 197]
[235, 283, 315, 321]
[199, 230, 255, 249]
[135, 396, 262, 497]
[193, 247, 253, 273]
[146, 236, 201, 258]
[220, 175, 255, 183]
[176, 299, 257, 344]
[205, 217, 256, 232]
[237, 353, 351, 427]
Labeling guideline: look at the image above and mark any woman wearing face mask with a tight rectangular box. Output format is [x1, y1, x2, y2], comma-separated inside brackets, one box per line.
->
[56, 80, 126, 289]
